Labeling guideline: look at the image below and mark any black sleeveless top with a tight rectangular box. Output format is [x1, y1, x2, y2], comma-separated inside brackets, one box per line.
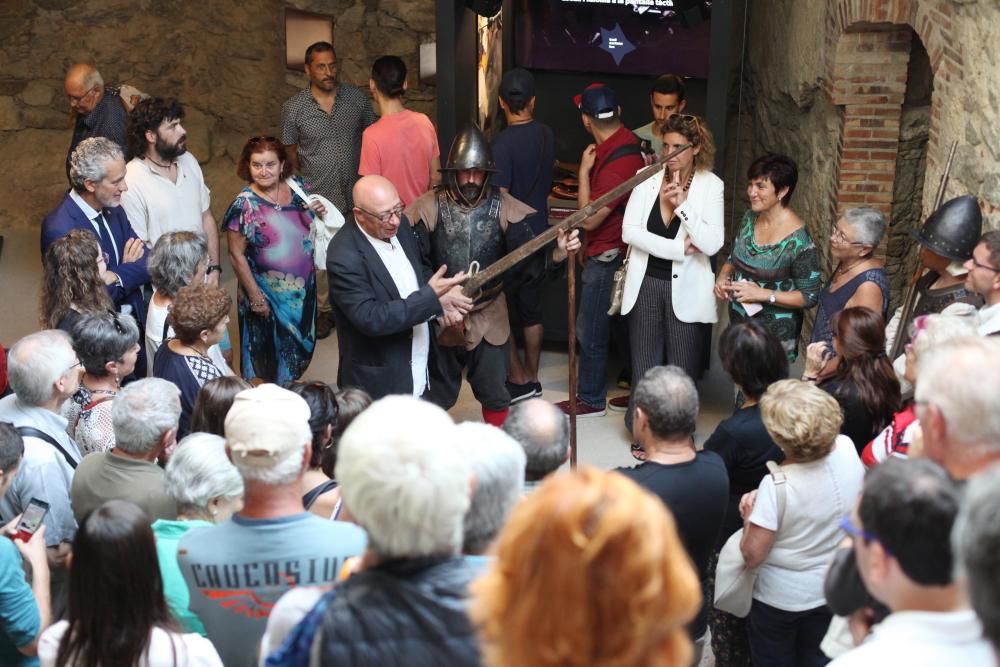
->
[644, 199, 681, 281]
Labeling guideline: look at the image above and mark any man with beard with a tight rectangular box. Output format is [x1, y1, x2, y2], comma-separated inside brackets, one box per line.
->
[282, 41, 377, 339]
[406, 124, 579, 426]
[121, 98, 220, 286]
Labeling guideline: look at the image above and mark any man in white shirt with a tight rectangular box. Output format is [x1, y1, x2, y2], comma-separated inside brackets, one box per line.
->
[962, 230, 1000, 336]
[326, 175, 472, 400]
[831, 459, 994, 666]
[121, 97, 221, 285]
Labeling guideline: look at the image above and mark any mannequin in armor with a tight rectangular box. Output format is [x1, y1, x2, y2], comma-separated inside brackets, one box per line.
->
[406, 124, 579, 425]
[885, 195, 983, 385]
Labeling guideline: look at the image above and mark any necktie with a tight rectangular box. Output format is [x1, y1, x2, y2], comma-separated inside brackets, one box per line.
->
[93, 213, 118, 268]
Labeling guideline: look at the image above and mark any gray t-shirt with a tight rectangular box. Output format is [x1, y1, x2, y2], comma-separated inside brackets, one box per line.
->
[177, 512, 366, 667]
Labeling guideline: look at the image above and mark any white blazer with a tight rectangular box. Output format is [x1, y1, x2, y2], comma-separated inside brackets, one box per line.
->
[620, 169, 724, 322]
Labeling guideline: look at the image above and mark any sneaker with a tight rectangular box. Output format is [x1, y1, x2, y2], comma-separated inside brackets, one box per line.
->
[608, 395, 630, 412]
[316, 315, 333, 340]
[555, 398, 606, 418]
[507, 380, 539, 404]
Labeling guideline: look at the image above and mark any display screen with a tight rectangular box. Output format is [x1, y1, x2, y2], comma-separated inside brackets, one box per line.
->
[514, 0, 712, 78]
[16, 500, 48, 536]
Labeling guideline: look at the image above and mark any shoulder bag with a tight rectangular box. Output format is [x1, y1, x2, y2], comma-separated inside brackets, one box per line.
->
[713, 460, 787, 617]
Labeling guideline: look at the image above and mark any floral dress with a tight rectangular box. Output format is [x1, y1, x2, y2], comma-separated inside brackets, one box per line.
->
[223, 178, 316, 384]
[727, 211, 821, 361]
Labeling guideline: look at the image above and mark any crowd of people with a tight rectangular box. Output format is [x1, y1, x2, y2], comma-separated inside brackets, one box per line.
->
[0, 40, 998, 667]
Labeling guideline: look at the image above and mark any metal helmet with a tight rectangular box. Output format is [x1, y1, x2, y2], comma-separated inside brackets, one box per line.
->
[441, 123, 496, 207]
[910, 195, 983, 262]
[442, 123, 497, 172]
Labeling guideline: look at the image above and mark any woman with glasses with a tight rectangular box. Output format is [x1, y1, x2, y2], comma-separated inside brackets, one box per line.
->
[40, 229, 114, 333]
[62, 311, 141, 455]
[616, 113, 724, 430]
[223, 136, 327, 384]
[714, 154, 821, 361]
[809, 208, 889, 349]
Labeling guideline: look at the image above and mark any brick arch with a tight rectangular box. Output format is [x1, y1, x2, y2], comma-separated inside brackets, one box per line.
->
[824, 0, 962, 222]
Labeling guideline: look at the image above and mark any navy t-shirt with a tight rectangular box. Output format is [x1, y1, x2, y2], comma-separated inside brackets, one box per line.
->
[617, 451, 729, 639]
[492, 120, 556, 235]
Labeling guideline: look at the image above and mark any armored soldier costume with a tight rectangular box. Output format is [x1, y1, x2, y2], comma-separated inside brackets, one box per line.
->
[406, 124, 543, 425]
[886, 196, 983, 374]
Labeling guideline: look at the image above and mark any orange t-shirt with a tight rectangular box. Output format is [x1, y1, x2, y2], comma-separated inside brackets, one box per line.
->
[358, 109, 440, 206]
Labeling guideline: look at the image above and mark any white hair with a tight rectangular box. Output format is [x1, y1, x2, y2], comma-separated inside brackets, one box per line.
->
[916, 337, 1000, 448]
[68, 136, 124, 192]
[112, 378, 181, 454]
[8, 330, 75, 406]
[165, 433, 243, 513]
[335, 395, 470, 559]
[231, 442, 307, 486]
[911, 312, 978, 358]
[952, 465, 1000, 648]
[842, 207, 887, 248]
[456, 422, 526, 554]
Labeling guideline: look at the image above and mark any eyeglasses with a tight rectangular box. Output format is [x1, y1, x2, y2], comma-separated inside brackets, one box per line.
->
[107, 309, 125, 335]
[832, 227, 865, 246]
[64, 359, 83, 374]
[96, 251, 110, 265]
[839, 515, 891, 555]
[661, 113, 702, 141]
[67, 86, 98, 104]
[969, 258, 1000, 273]
[356, 203, 404, 224]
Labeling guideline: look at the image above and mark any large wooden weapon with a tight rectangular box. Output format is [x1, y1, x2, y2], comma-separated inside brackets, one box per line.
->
[887, 140, 958, 360]
[459, 143, 692, 298]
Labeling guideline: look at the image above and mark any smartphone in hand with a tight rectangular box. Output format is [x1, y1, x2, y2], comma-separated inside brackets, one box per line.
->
[13, 498, 49, 542]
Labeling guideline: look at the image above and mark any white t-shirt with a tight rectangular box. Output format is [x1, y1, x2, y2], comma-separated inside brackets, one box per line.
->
[122, 152, 211, 247]
[828, 609, 995, 666]
[749, 435, 864, 611]
[40, 620, 223, 667]
[146, 292, 233, 376]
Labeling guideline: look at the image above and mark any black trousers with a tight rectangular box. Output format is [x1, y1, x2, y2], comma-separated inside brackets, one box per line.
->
[428, 340, 510, 411]
[747, 600, 831, 667]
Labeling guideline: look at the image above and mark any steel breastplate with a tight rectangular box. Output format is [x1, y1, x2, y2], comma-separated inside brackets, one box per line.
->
[431, 188, 505, 288]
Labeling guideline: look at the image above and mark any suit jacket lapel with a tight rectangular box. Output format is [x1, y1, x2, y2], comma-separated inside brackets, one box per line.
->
[349, 221, 401, 299]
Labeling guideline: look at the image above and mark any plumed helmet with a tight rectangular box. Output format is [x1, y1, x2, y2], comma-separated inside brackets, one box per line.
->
[442, 123, 496, 172]
[910, 195, 983, 262]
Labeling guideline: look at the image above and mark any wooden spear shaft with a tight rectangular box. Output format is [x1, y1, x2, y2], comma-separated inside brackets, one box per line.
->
[567, 248, 578, 469]
[460, 143, 692, 298]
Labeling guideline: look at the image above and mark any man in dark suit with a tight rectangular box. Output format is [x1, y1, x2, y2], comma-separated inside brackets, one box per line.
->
[42, 136, 150, 375]
[327, 175, 472, 400]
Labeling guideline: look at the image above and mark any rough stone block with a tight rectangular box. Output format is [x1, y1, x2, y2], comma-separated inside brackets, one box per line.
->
[0, 96, 20, 130]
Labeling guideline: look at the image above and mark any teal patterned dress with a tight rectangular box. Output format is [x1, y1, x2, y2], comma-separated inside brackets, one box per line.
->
[223, 178, 316, 384]
[727, 212, 821, 361]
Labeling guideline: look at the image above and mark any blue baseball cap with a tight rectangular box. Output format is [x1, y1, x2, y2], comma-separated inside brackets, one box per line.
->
[574, 83, 619, 120]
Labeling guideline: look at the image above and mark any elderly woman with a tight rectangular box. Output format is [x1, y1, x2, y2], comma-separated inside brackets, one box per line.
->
[811, 208, 889, 346]
[62, 311, 141, 455]
[152, 284, 231, 437]
[616, 113, 724, 425]
[40, 228, 113, 332]
[146, 231, 232, 375]
[738, 379, 864, 667]
[153, 433, 244, 635]
[861, 312, 976, 467]
[804, 307, 901, 453]
[471, 467, 702, 667]
[224, 137, 325, 384]
[715, 154, 821, 361]
[704, 320, 787, 666]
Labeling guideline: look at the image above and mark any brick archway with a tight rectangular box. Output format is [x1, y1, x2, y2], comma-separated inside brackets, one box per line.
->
[825, 0, 961, 221]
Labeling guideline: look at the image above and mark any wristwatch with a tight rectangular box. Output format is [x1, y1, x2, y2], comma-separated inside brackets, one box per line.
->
[768, 291, 776, 304]
[207, 264, 223, 276]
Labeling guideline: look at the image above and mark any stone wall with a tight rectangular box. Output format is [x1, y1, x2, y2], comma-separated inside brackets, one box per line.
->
[723, 0, 1000, 311]
[0, 0, 436, 230]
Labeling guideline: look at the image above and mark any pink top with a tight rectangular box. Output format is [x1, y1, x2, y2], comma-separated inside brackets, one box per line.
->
[358, 110, 440, 206]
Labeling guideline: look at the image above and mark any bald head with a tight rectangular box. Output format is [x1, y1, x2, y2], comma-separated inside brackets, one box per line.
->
[353, 175, 404, 241]
[65, 64, 104, 114]
[503, 398, 570, 482]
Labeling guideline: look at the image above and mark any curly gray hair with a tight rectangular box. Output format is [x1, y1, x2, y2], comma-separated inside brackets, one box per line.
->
[68, 137, 123, 192]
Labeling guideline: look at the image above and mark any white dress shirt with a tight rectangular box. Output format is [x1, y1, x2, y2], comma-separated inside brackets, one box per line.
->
[69, 188, 119, 258]
[358, 227, 430, 396]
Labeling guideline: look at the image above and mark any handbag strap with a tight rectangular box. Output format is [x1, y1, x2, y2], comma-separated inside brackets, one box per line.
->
[16, 426, 78, 469]
[765, 460, 787, 530]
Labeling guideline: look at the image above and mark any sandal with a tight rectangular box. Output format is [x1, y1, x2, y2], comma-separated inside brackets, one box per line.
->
[630, 442, 647, 462]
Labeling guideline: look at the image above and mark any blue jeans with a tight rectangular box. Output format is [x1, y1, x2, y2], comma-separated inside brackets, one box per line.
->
[576, 254, 622, 407]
